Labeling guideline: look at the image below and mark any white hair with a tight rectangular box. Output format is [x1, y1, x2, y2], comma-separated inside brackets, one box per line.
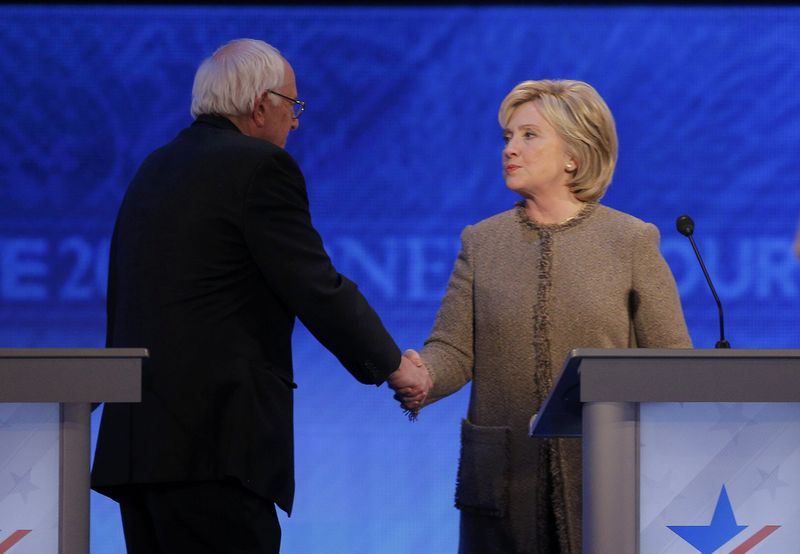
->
[190, 38, 286, 119]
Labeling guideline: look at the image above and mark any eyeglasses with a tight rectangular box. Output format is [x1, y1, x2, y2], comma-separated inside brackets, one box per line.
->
[268, 90, 305, 119]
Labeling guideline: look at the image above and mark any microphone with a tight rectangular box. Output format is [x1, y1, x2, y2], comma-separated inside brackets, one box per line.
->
[676, 215, 731, 348]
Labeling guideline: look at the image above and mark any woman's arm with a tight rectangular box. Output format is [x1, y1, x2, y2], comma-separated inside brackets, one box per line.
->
[631, 223, 693, 348]
[418, 225, 477, 405]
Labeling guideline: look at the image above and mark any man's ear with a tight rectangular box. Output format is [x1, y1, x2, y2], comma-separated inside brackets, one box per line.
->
[252, 93, 268, 126]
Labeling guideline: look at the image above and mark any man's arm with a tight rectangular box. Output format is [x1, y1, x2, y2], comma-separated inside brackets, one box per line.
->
[242, 149, 400, 383]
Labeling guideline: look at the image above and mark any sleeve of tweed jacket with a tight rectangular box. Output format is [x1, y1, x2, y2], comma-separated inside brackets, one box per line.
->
[794, 219, 800, 258]
[631, 223, 693, 348]
[419, 225, 476, 406]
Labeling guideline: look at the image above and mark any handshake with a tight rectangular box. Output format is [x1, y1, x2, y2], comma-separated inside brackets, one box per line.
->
[388, 349, 432, 419]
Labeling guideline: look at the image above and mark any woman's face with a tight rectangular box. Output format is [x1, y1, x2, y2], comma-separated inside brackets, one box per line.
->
[502, 101, 572, 197]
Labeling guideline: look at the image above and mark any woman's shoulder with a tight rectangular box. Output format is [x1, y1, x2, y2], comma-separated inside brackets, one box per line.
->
[469, 207, 519, 232]
[456, 208, 519, 243]
[592, 204, 655, 236]
[461, 204, 660, 242]
[594, 204, 645, 225]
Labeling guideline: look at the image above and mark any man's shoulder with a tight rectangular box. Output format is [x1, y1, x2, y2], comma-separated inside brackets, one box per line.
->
[185, 118, 288, 159]
[128, 120, 301, 199]
[144, 118, 301, 181]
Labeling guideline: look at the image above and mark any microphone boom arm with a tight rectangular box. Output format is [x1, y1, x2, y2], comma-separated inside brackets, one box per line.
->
[686, 235, 730, 348]
[677, 217, 731, 349]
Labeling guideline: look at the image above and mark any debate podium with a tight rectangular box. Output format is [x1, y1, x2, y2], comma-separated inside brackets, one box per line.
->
[0, 348, 144, 553]
[530, 348, 800, 553]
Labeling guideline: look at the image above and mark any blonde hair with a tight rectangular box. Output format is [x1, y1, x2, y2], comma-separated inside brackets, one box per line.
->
[498, 80, 618, 202]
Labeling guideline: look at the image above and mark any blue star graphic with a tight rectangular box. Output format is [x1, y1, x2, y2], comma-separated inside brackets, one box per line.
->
[667, 485, 747, 553]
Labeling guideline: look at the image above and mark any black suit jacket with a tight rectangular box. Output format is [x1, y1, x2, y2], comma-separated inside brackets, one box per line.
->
[91, 114, 400, 514]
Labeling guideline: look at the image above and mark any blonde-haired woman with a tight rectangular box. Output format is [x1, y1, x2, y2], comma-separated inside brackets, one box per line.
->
[403, 80, 692, 553]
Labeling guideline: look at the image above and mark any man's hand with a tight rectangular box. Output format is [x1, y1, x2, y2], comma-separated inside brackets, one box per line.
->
[387, 349, 432, 413]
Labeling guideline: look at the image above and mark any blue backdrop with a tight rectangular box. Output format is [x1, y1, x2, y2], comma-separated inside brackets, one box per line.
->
[1, 5, 799, 553]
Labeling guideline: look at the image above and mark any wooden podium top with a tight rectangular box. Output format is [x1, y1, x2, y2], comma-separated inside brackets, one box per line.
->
[0, 348, 146, 402]
[0, 348, 147, 358]
[530, 348, 800, 438]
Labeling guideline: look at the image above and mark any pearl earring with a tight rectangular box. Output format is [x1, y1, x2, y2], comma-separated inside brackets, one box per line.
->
[566, 162, 575, 171]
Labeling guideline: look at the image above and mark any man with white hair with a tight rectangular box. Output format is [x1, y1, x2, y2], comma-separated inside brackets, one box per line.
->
[91, 38, 430, 553]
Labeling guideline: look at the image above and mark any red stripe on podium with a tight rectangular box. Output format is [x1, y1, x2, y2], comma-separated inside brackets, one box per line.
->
[0, 530, 32, 553]
[730, 525, 781, 553]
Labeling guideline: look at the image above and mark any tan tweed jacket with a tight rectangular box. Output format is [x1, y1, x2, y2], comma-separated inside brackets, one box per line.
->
[420, 202, 692, 554]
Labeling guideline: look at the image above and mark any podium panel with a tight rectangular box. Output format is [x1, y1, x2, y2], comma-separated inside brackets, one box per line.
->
[530, 349, 800, 554]
[640, 402, 800, 553]
[0, 349, 144, 554]
[0, 404, 60, 552]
